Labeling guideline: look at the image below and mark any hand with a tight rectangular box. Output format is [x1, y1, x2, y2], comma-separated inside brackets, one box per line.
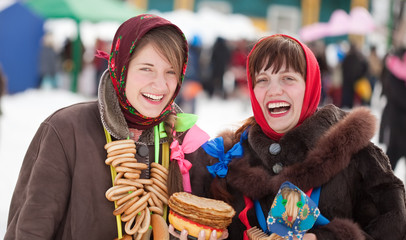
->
[293, 233, 317, 240]
[168, 224, 229, 240]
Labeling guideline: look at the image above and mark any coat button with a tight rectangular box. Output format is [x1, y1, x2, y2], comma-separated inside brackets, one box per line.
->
[269, 143, 281, 155]
[272, 163, 283, 174]
[137, 145, 149, 157]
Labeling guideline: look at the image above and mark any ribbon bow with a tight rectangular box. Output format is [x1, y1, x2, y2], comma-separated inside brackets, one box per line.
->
[95, 50, 110, 60]
[170, 125, 210, 192]
[203, 137, 244, 178]
[170, 140, 193, 174]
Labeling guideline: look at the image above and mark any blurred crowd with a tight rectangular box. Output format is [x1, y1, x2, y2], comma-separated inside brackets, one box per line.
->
[2, 30, 405, 172]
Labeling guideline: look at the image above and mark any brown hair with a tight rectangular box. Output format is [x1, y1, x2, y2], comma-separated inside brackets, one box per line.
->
[130, 26, 186, 83]
[210, 36, 308, 202]
[231, 35, 307, 144]
[130, 26, 187, 195]
[248, 35, 306, 88]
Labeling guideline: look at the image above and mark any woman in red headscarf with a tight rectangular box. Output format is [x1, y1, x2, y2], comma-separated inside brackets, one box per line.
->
[187, 34, 406, 239]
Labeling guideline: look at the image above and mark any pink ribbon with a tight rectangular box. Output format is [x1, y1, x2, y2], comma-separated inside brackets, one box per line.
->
[95, 50, 110, 60]
[170, 125, 210, 192]
[386, 52, 406, 83]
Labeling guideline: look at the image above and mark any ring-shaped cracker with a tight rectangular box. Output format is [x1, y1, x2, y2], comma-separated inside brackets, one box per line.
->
[145, 185, 168, 205]
[107, 148, 136, 158]
[104, 139, 134, 150]
[150, 167, 167, 181]
[124, 192, 151, 216]
[121, 201, 148, 222]
[138, 207, 150, 234]
[105, 153, 135, 165]
[107, 143, 136, 153]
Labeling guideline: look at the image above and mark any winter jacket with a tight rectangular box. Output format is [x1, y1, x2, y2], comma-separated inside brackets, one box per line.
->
[200, 104, 406, 240]
[5, 71, 206, 240]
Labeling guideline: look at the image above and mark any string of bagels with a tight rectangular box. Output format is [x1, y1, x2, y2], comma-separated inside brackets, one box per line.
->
[104, 138, 169, 239]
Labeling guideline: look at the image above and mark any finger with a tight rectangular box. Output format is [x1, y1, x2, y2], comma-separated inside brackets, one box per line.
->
[220, 230, 229, 239]
[198, 230, 206, 240]
[180, 229, 189, 240]
[209, 230, 217, 240]
[168, 224, 180, 238]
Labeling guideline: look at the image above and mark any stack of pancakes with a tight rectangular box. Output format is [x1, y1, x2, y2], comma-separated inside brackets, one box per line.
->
[168, 192, 235, 230]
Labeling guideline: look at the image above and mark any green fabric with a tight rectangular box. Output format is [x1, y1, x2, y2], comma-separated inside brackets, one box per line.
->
[25, 0, 142, 23]
[158, 113, 198, 138]
[175, 113, 198, 132]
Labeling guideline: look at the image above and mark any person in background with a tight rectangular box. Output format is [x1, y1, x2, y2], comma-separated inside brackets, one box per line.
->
[367, 45, 382, 92]
[340, 42, 368, 108]
[182, 34, 406, 239]
[176, 34, 204, 113]
[205, 37, 231, 99]
[38, 33, 59, 89]
[93, 38, 110, 95]
[5, 14, 212, 240]
[229, 39, 249, 98]
[380, 46, 406, 171]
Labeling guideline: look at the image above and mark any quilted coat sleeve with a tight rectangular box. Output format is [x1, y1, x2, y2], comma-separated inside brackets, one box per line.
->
[5, 121, 72, 240]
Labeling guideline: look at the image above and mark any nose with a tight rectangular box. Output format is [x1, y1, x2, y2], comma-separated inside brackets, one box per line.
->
[151, 72, 167, 89]
[267, 80, 283, 96]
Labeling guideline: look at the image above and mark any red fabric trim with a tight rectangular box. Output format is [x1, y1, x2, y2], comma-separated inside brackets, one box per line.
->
[239, 196, 254, 240]
[305, 188, 313, 197]
[246, 34, 321, 141]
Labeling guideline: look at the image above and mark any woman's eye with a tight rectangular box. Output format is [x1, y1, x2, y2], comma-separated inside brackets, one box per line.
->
[167, 70, 176, 75]
[256, 78, 267, 83]
[140, 67, 151, 72]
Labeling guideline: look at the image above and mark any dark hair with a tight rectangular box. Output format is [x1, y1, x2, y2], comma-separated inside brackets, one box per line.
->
[210, 36, 308, 203]
[248, 35, 306, 87]
[233, 35, 307, 143]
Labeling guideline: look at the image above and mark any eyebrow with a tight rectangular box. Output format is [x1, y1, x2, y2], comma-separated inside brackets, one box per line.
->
[136, 63, 154, 66]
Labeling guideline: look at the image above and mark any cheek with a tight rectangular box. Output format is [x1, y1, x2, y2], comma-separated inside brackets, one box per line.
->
[253, 88, 263, 101]
[169, 79, 179, 94]
[293, 88, 306, 110]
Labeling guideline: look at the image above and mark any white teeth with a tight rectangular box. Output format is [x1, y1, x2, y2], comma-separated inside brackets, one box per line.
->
[143, 93, 163, 101]
[267, 102, 290, 109]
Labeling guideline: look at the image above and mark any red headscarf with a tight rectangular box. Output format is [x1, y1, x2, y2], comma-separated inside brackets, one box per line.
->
[108, 14, 188, 129]
[246, 34, 321, 141]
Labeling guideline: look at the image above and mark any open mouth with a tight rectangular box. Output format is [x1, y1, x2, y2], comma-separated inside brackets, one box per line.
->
[267, 102, 291, 114]
[143, 93, 164, 102]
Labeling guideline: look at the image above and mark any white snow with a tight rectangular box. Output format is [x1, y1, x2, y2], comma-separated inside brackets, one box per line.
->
[0, 85, 405, 237]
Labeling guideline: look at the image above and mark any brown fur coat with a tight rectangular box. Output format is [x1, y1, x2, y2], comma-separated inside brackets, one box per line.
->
[195, 104, 406, 240]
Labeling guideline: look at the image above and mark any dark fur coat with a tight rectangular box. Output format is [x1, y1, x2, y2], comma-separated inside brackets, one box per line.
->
[191, 104, 406, 240]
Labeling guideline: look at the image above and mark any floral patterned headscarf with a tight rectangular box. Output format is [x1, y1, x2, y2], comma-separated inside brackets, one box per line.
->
[108, 14, 188, 129]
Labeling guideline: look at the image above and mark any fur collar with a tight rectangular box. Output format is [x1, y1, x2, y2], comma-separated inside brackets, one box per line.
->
[97, 70, 183, 144]
[226, 105, 377, 200]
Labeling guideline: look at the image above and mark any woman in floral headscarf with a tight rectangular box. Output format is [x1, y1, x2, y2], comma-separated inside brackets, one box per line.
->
[5, 14, 212, 240]
[189, 34, 406, 240]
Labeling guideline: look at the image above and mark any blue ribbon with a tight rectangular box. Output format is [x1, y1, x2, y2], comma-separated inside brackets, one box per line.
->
[310, 187, 330, 226]
[203, 130, 248, 178]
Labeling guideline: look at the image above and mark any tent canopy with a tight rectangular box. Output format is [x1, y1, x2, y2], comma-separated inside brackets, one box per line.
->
[24, 0, 143, 92]
[0, 2, 44, 94]
[25, 0, 142, 23]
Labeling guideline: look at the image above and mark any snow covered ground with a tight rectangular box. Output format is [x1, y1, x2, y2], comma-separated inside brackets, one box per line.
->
[0, 85, 404, 237]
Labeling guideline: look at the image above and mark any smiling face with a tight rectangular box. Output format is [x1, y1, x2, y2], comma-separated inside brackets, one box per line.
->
[125, 43, 178, 118]
[253, 64, 305, 133]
